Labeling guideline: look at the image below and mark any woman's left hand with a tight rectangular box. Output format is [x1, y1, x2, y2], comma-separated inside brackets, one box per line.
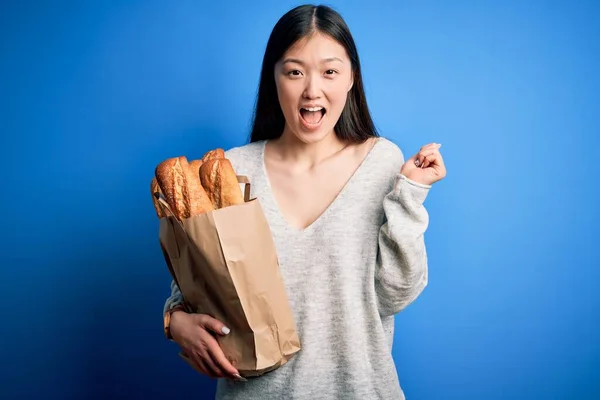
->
[400, 143, 447, 186]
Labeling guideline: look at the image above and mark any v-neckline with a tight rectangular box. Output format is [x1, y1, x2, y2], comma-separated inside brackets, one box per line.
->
[259, 137, 382, 234]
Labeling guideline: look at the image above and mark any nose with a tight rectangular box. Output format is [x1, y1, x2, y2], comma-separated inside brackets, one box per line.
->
[302, 75, 322, 99]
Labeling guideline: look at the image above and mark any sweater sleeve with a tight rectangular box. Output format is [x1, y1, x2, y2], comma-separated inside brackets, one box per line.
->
[163, 279, 185, 317]
[376, 173, 431, 317]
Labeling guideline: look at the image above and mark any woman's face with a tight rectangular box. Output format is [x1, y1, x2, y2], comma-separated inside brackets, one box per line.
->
[274, 32, 354, 144]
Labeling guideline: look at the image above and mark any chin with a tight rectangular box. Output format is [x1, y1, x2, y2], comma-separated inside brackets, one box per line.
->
[296, 129, 332, 143]
[286, 126, 333, 145]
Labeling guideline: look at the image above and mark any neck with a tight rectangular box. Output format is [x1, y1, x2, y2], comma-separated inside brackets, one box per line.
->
[271, 129, 348, 167]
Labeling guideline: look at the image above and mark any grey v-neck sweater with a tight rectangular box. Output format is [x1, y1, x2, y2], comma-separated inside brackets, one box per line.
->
[163, 137, 432, 400]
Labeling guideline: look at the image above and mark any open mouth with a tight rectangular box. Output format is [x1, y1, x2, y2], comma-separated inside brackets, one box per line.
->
[299, 106, 326, 125]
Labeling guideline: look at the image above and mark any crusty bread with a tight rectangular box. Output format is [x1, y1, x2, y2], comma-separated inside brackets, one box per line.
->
[201, 148, 225, 163]
[151, 177, 166, 218]
[155, 156, 214, 220]
[199, 158, 245, 209]
[189, 159, 203, 177]
[152, 149, 243, 219]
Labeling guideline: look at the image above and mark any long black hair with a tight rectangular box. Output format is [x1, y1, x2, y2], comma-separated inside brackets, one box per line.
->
[249, 4, 379, 144]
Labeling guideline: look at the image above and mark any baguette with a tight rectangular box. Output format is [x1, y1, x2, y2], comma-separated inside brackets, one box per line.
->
[201, 148, 225, 163]
[155, 156, 214, 220]
[189, 159, 203, 178]
[150, 177, 166, 218]
[200, 158, 245, 209]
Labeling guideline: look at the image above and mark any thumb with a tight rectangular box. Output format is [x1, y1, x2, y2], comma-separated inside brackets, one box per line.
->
[197, 314, 231, 336]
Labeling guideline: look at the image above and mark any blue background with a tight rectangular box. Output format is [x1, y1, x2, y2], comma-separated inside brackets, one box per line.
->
[1, 1, 598, 399]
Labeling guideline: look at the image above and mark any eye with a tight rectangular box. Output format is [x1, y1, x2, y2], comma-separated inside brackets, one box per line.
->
[287, 70, 303, 77]
[325, 69, 337, 75]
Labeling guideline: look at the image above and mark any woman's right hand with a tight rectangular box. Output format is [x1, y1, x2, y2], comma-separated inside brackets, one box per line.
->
[169, 311, 245, 381]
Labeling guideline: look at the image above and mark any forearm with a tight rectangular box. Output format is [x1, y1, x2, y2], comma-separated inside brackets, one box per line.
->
[163, 279, 185, 317]
[162, 279, 187, 340]
[376, 174, 431, 317]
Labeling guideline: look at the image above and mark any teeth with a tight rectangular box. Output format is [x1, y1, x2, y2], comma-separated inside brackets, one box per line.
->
[302, 107, 323, 112]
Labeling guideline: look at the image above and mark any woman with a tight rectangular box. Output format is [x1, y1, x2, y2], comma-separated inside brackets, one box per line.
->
[163, 4, 446, 399]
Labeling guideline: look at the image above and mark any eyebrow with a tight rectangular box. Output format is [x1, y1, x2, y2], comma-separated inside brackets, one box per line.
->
[282, 57, 344, 65]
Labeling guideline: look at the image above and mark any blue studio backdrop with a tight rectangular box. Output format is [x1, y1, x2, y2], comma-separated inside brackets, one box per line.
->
[1, 1, 598, 399]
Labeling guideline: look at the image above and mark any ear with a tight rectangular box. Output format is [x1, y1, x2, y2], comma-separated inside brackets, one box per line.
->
[348, 71, 354, 92]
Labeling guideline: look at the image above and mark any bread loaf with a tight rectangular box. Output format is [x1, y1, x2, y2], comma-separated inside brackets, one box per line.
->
[155, 156, 214, 220]
[200, 158, 245, 209]
[201, 148, 225, 163]
[152, 148, 244, 220]
[189, 159, 203, 177]
[151, 177, 166, 218]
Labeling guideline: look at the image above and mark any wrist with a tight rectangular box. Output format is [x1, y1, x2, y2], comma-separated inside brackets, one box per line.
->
[391, 174, 431, 205]
[398, 173, 433, 189]
[164, 305, 186, 341]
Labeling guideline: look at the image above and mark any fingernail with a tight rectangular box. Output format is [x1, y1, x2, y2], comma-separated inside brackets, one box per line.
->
[222, 326, 231, 335]
[233, 373, 247, 382]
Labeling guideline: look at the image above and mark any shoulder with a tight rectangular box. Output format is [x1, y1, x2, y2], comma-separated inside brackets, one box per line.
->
[371, 136, 406, 172]
[224, 140, 265, 175]
[224, 140, 264, 159]
[375, 136, 405, 159]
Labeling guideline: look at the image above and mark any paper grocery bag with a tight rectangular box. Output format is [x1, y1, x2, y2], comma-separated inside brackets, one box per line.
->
[156, 176, 301, 378]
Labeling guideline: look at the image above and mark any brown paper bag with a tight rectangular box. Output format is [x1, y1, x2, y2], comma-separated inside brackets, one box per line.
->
[156, 175, 301, 378]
